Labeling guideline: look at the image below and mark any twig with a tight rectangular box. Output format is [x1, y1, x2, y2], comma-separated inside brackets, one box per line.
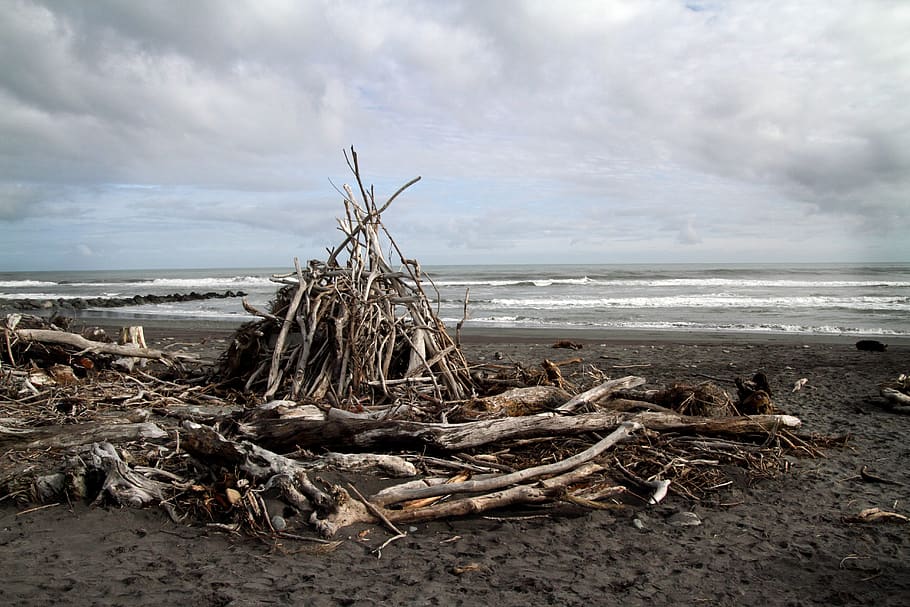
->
[347, 482, 404, 537]
[16, 503, 60, 516]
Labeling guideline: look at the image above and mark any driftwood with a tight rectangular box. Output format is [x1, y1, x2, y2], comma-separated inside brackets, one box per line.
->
[12, 328, 173, 361]
[371, 422, 640, 507]
[881, 387, 910, 410]
[89, 442, 177, 520]
[556, 376, 647, 412]
[182, 418, 639, 536]
[239, 405, 801, 453]
[0, 421, 168, 450]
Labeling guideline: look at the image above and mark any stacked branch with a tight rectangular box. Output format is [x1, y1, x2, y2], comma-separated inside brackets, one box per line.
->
[219, 148, 473, 407]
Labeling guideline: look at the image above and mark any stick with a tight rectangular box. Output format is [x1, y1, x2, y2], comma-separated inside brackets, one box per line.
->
[347, 482, 404, 537]
[372, 421, 640, 507]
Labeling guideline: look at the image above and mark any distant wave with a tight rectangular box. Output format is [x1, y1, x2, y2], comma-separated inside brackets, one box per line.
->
[449, 316, 910, 336]
[485, 295, 910, 311]
[64, 276, 275, 288]
[0, 280, 59, 288]
[432, 277, 910, 289]
[434, 277, 593, 287]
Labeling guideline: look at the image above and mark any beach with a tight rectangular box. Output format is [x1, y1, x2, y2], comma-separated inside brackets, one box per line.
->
[2, 323, 909, 606]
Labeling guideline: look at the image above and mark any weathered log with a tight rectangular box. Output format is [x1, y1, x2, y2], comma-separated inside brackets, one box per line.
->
[456, 385, 571, 419]
[239, 406, 801, 452]
[13, 328, 172, 360]
[556, 376, 647, 412]
[881, 387, 910, 414]
[0, 421, 168, 450]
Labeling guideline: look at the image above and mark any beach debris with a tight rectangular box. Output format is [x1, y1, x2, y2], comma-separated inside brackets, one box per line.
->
[0, 150, 844, 544]
[735, 372, 775, 414]
[859, 466, 905, 487]
[792, 378, 809, 392]
[552, 340, 583, 350]
[667, 511, 702, 527]
[880, 374, 910, 414]
[856, 339, 887, 352]
[652, 381, 737, 417]
[847, 507, 909, 524]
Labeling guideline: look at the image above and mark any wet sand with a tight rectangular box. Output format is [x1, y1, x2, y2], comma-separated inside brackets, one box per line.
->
[2, 325, 909, 606]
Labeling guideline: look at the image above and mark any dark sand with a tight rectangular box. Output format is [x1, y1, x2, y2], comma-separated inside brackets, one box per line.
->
[2, 324, 909, 606]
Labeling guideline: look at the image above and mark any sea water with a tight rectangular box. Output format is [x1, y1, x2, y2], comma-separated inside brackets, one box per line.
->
[1, 263, 908, 337]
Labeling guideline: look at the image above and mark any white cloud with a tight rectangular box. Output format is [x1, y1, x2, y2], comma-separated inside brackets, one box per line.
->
[0, 0, 908, 269]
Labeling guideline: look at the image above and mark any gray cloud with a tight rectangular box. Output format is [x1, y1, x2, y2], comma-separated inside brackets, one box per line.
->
[1, 0, 907, 269]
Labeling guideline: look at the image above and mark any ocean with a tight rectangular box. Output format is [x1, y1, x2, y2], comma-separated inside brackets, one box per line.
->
[1, 263, 908, 337]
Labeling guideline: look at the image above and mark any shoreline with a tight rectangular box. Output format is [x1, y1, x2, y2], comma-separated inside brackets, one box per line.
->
[65, 315, 910, 348]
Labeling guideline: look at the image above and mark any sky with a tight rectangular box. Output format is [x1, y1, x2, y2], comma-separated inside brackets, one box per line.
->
[1, 0, 908, 271]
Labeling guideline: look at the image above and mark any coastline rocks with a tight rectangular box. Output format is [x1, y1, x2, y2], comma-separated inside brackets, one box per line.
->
[3, 290, 246, 312]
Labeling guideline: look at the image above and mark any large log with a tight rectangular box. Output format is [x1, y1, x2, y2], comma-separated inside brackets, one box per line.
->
[0, 421, 168, 450]
[239, 407, 801, 452]
[556, 376, 647, 412]
[13, 328, 172, 360]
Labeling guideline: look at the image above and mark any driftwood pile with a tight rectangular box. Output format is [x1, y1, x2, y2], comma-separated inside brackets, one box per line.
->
[0, 151, 838, 548]
[881, 373, 910, 414]
[219, 150, 471, 408]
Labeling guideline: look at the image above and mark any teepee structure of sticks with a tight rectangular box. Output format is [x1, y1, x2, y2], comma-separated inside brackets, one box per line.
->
[220, 149, 474, 408]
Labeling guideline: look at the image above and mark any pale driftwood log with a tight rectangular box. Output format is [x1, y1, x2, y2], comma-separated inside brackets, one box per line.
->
[13, 328, 172, 360]
[89, 442, 179, 521]
[239, 406, 801, 452]
[556, 376, 647, 412]
[462, 385, 571, 417]
[314, 453, 417, 477]
[371, 421, 640, 507]
[881, 387, 910, 414]
[0, 421, 168, 450]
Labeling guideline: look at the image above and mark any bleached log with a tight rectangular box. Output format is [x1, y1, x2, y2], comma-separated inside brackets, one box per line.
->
[556, 376, 647, 412]
[0, 421, 168, 450]
[881, 387, 910, 406]
[461, 385, 571, 418]
[315, 452, 417, 477]
[881, 388, 910, 414]
[13, 328, 171, 360]
[239, 406, 801, 452]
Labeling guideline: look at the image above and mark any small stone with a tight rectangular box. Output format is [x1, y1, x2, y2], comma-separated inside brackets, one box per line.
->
[225, 488, 242, 505]
[667, 511, 702, 527]
[408, 526, 418, 533]
[632, 518, 645, 530]
[271, 515, 287, 531]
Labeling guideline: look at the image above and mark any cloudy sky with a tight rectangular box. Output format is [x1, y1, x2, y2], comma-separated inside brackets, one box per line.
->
[1, 0, 908, 271]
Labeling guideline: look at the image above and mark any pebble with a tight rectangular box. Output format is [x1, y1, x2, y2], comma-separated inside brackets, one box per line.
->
[270, 515, 287, 531]
[667, 511, 702, 527]
[632, 518, 645, 530]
